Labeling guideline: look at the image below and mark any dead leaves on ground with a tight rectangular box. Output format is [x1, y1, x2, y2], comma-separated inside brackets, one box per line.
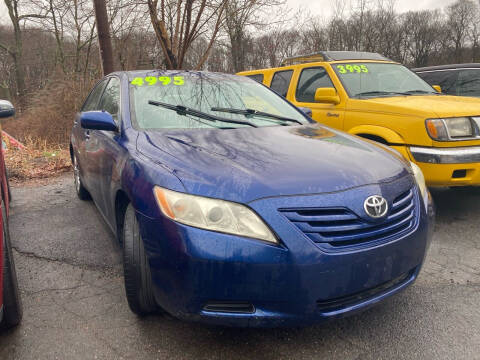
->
[5, 137, 71, 181]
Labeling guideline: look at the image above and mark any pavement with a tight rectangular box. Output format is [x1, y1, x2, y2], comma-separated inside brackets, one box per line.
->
[0, 173, 479, 359]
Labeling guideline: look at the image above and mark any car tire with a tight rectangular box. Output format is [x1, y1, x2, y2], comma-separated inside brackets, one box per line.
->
[72, 154, 90, 200]
[122, 203, 157, 316]
[0, 204, 22, 330]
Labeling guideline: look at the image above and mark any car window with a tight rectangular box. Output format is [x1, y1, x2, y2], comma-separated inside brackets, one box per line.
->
[296, 67, 334, 102]
[457, 69, 480, 97]
[82, 80, 108, 111]
[98, 77, 121, 121]
[417, 70, 458, 95]
[270, 70, 293, 97]
[247, 74, 264, 83]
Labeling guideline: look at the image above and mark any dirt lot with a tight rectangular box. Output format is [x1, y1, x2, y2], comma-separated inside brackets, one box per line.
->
[0, 173, 479, 359]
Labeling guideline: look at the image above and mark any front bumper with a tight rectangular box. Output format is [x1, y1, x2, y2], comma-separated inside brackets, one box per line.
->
[410, 146, 480, 186]
[138, 181, 433, 327]
[410, 146, 480, 164]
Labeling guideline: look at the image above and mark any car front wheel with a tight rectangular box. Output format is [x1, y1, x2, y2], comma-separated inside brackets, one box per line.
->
[0, 204, 22, 330]
[122, 204, 157, 316]
[72, 154, 90, 200]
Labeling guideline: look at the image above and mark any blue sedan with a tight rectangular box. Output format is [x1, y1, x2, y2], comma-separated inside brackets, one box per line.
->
[70, 70, 434, 327]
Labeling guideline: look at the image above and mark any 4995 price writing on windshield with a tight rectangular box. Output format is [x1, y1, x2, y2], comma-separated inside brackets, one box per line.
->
[131, 76, 185, 86]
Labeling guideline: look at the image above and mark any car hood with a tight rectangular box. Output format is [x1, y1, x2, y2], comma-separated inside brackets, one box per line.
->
[356, 95, 480, 118]
[136, 124, 409, 203]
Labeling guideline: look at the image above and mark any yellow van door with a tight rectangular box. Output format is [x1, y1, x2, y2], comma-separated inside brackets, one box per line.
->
[289, 66, 345, 129]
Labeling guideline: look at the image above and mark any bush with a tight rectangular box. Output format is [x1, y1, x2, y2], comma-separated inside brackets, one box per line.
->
[5, 137, 72, 180]
[3, 75, 97, 147]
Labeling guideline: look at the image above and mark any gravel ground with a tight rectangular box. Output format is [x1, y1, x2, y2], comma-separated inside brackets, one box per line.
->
[0, 173, 478, 359]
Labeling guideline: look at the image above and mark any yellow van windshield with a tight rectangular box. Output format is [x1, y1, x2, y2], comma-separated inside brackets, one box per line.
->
[333, 63, 437, 98]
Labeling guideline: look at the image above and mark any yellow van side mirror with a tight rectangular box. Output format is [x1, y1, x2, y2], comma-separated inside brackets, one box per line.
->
[314, 88, 340, 104]
[432, 85, 442, 93]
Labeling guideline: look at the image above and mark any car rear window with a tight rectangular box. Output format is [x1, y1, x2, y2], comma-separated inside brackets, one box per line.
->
[247, 74, 264, 84]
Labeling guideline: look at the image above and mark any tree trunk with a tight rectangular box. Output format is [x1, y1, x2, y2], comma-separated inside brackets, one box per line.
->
[49, 0, 66, 73]
[3, 0, 27, 106]
[93, 0, 115, 75]
[12, 51, 26, 101]
[229, 27, 246, 73]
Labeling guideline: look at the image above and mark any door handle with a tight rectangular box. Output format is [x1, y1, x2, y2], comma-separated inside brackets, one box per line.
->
[85, 130, 90, 140]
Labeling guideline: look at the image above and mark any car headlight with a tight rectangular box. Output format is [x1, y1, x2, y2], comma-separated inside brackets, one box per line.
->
[153, 186, 277, 243]
[426, 117, 475, 140]
[410, 162, 427, 200]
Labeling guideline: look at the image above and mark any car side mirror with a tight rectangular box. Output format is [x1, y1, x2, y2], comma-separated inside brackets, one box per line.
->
[80, 111, 118, 131]
[314, 88, 340, 104]
[432, 85, 442, 93]
[298, 106, 312, 117]
[0, 100, 15, 119]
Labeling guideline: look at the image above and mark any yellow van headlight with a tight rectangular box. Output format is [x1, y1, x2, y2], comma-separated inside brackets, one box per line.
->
[426, 117, 475, 140]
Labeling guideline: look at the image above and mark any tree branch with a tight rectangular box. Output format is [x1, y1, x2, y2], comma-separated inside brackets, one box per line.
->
[18, 14, 48, 21]
[0, 42, 15, 57]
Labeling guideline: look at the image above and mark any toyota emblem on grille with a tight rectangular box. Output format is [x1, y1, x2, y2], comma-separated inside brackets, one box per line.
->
[364, 195, 388, 218]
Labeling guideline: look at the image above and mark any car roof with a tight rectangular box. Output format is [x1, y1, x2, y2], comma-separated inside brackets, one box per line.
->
[413, 63, 480, 72]
[111, 70, 244, 81]
[281, 51, 392, 66]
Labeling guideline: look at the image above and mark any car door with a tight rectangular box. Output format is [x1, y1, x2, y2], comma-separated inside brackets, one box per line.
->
[87, 77, 122, 220]
[290, 66, 345, 129]
[74, 79, 108, 191]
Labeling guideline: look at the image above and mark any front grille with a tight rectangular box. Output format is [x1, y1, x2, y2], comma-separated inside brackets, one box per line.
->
[280, 188, 417, 249]
[316, 268, 415, 312]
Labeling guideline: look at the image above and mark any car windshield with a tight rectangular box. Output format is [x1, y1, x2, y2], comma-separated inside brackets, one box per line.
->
[333, 62, 437, 98]
[129, 72, 308, 130]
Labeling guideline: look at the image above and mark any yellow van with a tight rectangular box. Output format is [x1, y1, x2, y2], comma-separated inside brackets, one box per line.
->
[237, 51, 480, 187]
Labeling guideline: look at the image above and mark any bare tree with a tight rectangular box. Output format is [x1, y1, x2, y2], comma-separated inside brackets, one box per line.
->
[470, 3, 480, 61]
[2, 0, 480, 111]
[0, 0, 46, 104]
[402, 10, 443, 67]
[224, 0, 286, 72]
[146, 0, 228, 69]
[447, 0, 476, 62]
[299, 18, 329, 54]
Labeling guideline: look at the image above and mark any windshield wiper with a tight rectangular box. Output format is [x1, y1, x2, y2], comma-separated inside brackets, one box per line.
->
[148, 100, 258, 128]
[211, 107, 303, 125]
[402, 89, 441, 95]
[356, 90, 441, 98]
[355, 91, 412, 98]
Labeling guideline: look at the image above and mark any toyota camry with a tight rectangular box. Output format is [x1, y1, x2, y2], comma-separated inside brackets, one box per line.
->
[70, 71, 434, 327]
